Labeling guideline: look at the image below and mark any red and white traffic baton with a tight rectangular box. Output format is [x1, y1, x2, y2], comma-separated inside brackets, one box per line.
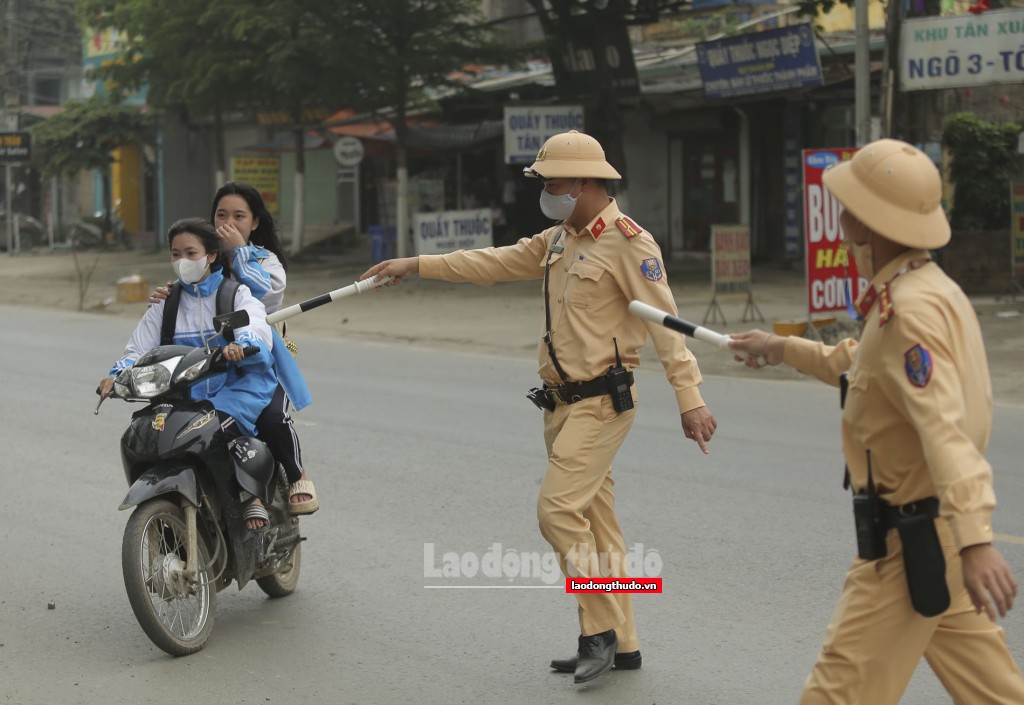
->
[267, 276, 393, 325]
[628, 300, 732, 350]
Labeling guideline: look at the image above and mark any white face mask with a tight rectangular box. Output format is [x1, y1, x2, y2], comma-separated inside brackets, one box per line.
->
[848, 241, 875, 281]
[173, 256, 211, 285]
[539, 180, 579, 221]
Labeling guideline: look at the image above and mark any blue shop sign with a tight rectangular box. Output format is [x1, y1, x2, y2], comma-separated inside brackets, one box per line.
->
[697, 23, 823, 100]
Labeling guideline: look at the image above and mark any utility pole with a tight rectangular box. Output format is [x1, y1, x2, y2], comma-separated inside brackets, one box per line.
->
[4, 0, 18, 254]
[854, 0, 871, 146]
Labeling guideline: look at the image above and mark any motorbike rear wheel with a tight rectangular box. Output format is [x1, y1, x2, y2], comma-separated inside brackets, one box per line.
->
[122, 499, 216, 656]
[256, 542, 302, 597]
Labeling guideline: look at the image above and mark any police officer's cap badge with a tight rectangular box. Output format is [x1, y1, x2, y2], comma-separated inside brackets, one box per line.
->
[536, 147, 547, 161]
[904, 343, 932, 388]
[641, 258, 663, 282]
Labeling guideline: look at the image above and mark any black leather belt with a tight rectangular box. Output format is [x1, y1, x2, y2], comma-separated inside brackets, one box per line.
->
[544, 371, 633, 405]
[881, 497, 939, 531]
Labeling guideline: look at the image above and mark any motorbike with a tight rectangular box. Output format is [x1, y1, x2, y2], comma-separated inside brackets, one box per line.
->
[70, 201, 132, 250]
[0, 209, 45, 252]
[96, 310, 303, 656]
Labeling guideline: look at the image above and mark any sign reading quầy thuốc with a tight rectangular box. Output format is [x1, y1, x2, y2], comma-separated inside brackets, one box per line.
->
[900, 8, 1024, 91]
[413, 209, 493, 257]
[696, 23, 822, 101]
[503, 106, 584, 165]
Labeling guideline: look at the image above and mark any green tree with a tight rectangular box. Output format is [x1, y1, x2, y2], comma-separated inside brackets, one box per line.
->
[31, 94, 153, 239]
[327, 0, 520, 257]
[31, 94, 153, 177]
[80, 0, 349, 251]
[77, 0, 261, 179]
[943, 112, 1022, 231]
[223, 0, 344, 252]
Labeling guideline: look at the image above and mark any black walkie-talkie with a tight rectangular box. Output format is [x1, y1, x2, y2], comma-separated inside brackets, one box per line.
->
[607, 338, 634, 413]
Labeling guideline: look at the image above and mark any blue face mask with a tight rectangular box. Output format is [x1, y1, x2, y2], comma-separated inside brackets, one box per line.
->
[539, 180, 579, 221]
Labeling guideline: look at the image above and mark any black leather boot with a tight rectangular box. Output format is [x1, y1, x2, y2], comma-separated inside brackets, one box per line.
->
[550, 649, 641, 673]
[573, 629, 618, 684]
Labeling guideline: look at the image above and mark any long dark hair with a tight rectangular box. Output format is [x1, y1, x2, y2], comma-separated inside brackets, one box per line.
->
[167, 218, 232, 278]
[210, 181, 289, 271]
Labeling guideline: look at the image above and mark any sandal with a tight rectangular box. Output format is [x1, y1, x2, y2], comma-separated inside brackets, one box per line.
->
[288, 479, 319, 516]
[243, 501, 270, 530]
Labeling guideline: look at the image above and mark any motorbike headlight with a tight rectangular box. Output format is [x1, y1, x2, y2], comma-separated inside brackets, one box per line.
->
[174, 359, 207, 384]
[129, 358, 179, 398]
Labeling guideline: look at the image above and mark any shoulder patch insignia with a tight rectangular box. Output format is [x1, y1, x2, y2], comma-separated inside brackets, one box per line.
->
[615, 216, 642, 239]
[904, 344, 932, 388]
[640, 258, 663, 282]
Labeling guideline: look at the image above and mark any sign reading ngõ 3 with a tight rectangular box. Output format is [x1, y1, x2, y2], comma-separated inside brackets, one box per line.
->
[803, 148, 866, 315]
[900, 9, 1024, 91]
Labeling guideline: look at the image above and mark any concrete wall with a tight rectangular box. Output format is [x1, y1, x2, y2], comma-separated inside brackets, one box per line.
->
[622, 109, 671, 247]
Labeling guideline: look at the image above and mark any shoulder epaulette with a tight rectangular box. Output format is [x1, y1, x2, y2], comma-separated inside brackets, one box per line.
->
[615, 216, 642, 239]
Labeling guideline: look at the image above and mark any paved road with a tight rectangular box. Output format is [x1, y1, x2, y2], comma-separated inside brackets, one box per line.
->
[2, 305, 1023, 704]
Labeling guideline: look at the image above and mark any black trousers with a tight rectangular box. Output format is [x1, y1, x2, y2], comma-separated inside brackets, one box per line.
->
[255, 383, 304, 483]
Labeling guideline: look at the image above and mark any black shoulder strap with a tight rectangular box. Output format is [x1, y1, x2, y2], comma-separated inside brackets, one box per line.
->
[542, 227, 570, 384]
[160, 282, 183, 346]
[216, 278, 242, 343]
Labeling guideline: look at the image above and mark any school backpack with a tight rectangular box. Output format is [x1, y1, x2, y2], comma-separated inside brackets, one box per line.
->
[160, 277, 242, 345]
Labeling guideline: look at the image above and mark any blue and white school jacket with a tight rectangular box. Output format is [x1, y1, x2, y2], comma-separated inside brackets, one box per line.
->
[229, 244, 312, 411]
[109, 267, 277, 435]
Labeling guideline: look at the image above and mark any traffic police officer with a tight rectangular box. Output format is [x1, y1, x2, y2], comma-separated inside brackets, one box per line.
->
[361, 130, 717, 684]
[730, 138, 1024, 703]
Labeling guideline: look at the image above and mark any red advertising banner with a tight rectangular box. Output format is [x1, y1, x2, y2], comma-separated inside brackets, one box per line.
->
[803, 148, 866, 314]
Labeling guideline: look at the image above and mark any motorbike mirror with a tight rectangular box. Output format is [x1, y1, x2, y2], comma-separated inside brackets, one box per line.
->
[205, 310, 250, 350]
[213, 309, 250, 334]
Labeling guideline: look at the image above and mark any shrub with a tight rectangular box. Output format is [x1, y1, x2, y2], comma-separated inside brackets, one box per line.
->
[942, 112, 1022, 231]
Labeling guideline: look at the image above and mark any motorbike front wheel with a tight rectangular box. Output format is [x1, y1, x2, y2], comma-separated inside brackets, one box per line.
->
[122, 499, 216, 656]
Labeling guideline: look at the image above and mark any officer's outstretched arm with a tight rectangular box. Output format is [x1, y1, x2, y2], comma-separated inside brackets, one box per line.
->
[361, 257, 420, 286]
[729, 330, 787, 368]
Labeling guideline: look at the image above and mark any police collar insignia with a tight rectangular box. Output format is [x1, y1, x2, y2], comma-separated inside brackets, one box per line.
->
[615, 216, 641, 238]
[904, 343, 933, 388]
[640, 258, 663, 282]
[877, 283, 894, 326]
[590, 217, 606, 240]
[857, 286, 878, 318]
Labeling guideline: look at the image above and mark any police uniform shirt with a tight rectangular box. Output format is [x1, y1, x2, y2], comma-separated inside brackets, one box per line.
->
[783, 249, 995, 551]
[418, 198, 706, 414]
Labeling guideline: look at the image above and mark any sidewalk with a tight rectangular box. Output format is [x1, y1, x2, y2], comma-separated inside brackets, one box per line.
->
[2, 239, 1022, 405]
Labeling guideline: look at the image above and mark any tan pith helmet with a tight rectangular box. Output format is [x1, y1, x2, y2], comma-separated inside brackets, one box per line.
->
[523, 130, 622, 180]
[822, 138, 950, 249]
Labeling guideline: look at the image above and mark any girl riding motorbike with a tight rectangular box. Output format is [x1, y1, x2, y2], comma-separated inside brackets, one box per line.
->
[98, 217, 277, 529]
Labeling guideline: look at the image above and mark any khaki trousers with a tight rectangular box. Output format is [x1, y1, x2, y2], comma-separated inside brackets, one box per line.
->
[538, 392, 639, 652]
[801, 518, 1024, 704]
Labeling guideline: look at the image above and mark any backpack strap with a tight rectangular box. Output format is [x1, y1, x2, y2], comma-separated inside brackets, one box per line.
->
[160, 282, 183, 346]
[216, 277, 242, 343]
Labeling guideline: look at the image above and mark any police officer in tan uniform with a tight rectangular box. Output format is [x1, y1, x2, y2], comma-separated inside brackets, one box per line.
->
[361, 130, 717, 684]
[730, 139, 1024, 704]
